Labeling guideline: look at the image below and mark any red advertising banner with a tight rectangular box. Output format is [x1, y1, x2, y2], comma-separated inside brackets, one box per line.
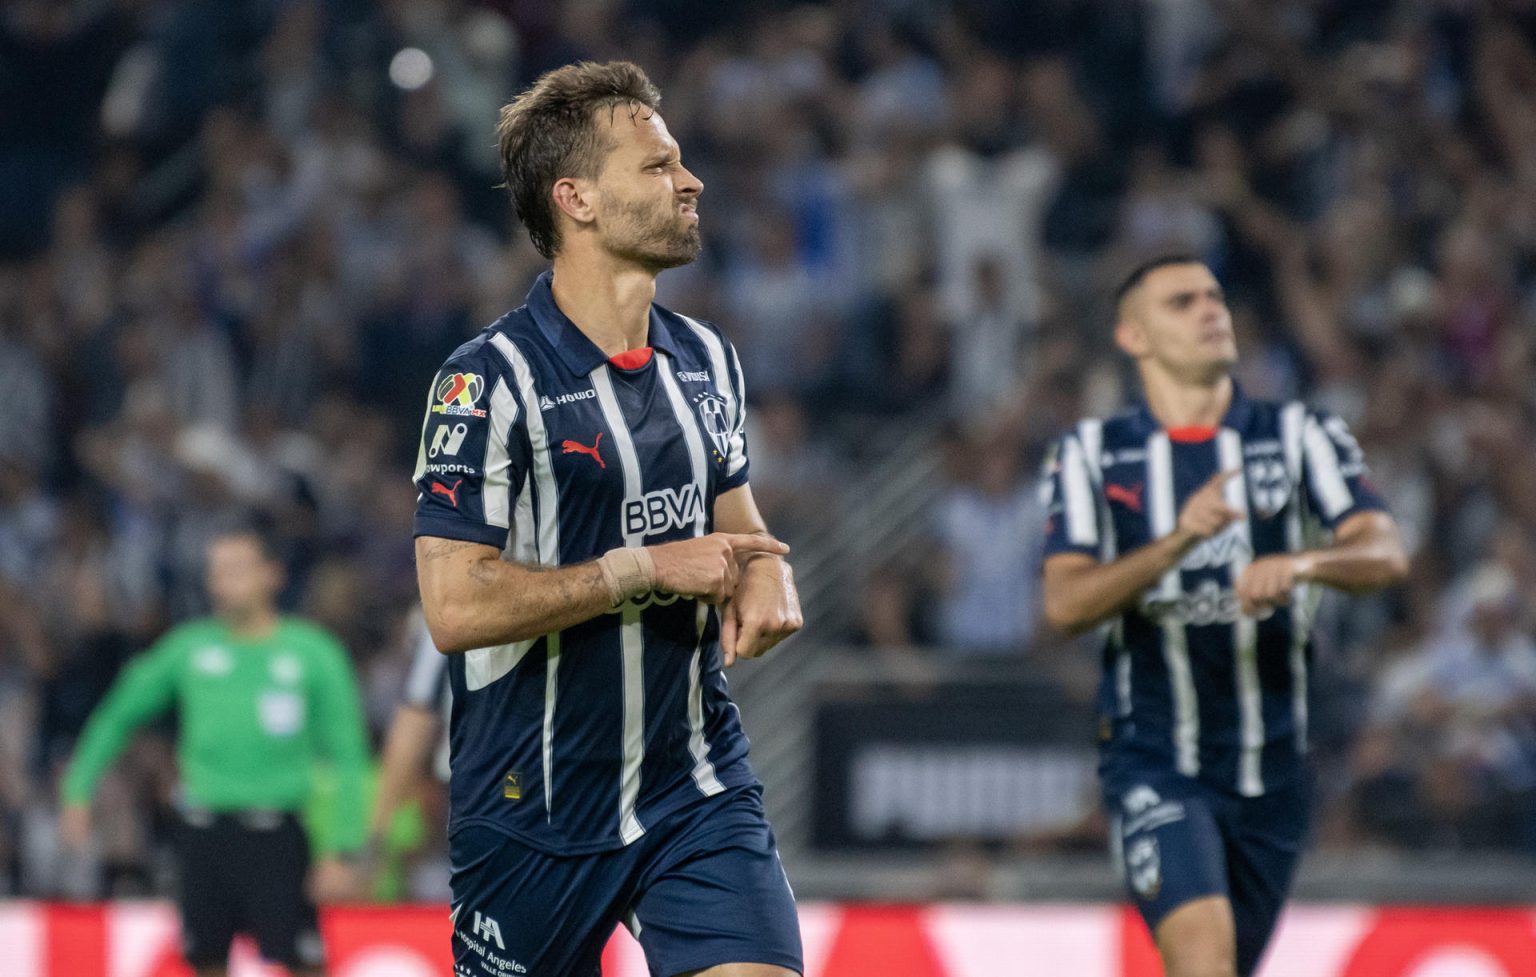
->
[1, 902, 1534, 976]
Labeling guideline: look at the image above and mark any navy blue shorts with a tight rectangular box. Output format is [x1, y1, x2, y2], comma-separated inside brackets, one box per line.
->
[1105, 766, 1311, 977]
[448, 785, 802, 977]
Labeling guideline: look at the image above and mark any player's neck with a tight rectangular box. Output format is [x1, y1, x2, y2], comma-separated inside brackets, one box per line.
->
[1142, 371, 1232, 429]
[223, 606, 279, 640]
[549, 252, 656, 357]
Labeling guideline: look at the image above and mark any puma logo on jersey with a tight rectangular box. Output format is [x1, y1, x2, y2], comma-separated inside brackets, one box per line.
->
[1106, 482, 1144, 512]
[431, 479, 463, 507]
[562, 432, 605, 468]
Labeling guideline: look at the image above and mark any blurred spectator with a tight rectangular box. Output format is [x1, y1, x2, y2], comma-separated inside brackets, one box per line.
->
[0, 0, 1532, 898]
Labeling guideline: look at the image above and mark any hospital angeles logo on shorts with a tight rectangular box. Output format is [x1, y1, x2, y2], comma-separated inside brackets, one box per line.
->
[433, 373, 487, 418]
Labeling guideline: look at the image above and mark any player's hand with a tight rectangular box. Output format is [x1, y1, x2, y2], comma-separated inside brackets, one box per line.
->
[648, 533, 790, 605]
[1236, 553, 1314, 617]
[58, 804, 92, 851]
[1175, 469, 1244, 543]
[309, 856, 364, 904]
[721, 553, 801, 666]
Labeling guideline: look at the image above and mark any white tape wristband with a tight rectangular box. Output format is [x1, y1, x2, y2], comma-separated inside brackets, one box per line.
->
[598, 547, 656, 606]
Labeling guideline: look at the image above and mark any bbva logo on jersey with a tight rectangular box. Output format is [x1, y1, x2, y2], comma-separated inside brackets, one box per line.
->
[1179, 524, 1252, 570]
[623, 484, 704, 537]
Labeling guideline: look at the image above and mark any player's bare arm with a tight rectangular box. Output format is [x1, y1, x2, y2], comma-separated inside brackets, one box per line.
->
[417, 532, 789, 653]
[713, 484, 801, 665]
[1235, 511, 1407, 616]
[368, 703, 440, 842]
[1043, 469, 1243, 635]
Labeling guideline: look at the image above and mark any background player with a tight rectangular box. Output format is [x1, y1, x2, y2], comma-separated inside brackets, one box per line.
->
[59, 526, 371, 977]
[413, 62, 802, 977]
[1040, 256, 1409, 977]
[362, 611, 450, 894]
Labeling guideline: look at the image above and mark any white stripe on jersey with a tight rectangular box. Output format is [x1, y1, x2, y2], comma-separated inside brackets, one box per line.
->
[592, 365, 649, 844]
[1146, 433, 1181, 602]
[481, 378, 521, 529]
[1146, 430, 1199, 776]
[1078, 419, 1130, 715]
[1280, 401, 1310, 752]
[491, 334, 562, 566]
[411, 372, 440, 487]
[678, 316, 747, 477]
[463, 338, 558, 693]
[1302, 414, 1354, 520]
[486, 335, 565, 816]
[543, 636, 560, 820]
[686, 602, 725, 795]
[1060, 435, 1099, 548]
[1218, 428, 1264, 797]
[657, 354, 724, 797]
[727, 349, 748, 478]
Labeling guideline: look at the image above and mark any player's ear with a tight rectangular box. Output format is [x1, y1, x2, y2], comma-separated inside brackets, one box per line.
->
[1115, 316, 1148, 357]
[551, 177, 598, 229]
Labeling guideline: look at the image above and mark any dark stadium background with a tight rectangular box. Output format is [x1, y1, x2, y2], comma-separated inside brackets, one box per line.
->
[2, 1, 1535, 974]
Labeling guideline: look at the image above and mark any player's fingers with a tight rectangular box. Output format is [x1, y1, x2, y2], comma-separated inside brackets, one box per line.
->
[735, 619, 765, 660]
[1205, 468, 1243, 490]
[724, 533, 790, 556]
[720, 604, 739, 666]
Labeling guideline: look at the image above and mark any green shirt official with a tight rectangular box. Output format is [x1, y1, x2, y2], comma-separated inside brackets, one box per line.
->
[62, 615, 371, 854]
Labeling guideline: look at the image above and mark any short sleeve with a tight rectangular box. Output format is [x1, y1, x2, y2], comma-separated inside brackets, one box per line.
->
[402, 615, 449, 709]
[1040, 432, 1103, 560]
[717, 338, 750, 492]
[412, 348, 530, 549]
[1299, 410, 1388, 530]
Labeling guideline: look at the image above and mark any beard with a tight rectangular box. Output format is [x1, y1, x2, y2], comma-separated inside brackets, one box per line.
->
[602, 195, 703, 271]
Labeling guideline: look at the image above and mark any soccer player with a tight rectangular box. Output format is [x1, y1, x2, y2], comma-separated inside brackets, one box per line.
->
[412, 62, 803, 977]
[60, 526, 371, 977]
[1040, 256, 1408, 977]
[362, 612, 449, 882]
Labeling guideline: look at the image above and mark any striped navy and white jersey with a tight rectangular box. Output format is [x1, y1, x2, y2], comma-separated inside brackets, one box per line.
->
[412, 272, 756, 855]
[401, 612, 451, 782]
[1041, 387, 1387, 797]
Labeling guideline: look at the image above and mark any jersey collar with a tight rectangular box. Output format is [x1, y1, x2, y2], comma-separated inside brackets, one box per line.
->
[525, 271, 680, 376]
[1134, 378, 1253, 435]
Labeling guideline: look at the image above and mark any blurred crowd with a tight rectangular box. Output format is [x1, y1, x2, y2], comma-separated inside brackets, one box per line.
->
[2, 0, 1536, 897]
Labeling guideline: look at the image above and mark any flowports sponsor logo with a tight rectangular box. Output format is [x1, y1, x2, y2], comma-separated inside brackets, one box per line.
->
[433, 373, 487, 418]
[676, 369, 710, 382]
[624, 484, 704, 537]
[430, 422, 470, 457]
[540, 388, 597, 411]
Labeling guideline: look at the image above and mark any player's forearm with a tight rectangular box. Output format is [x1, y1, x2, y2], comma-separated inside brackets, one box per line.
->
[417, 537, 615, 652]
[1044, 532, 1196, 635]
[368, 705, 439, 838]
[1299, 516, 1408, 594]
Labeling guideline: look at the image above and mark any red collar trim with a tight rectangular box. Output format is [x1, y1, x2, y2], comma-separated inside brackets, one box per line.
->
[608, 347, 654, 370]
[1166, 425, 1218, 443]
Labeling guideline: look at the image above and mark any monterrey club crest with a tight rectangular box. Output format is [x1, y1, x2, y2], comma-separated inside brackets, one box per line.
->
[1126, 835, 1161, 900]
[693, 391, 731, 462]
[1246, 458, 1290, 519]
[433, 372, 487, 418]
